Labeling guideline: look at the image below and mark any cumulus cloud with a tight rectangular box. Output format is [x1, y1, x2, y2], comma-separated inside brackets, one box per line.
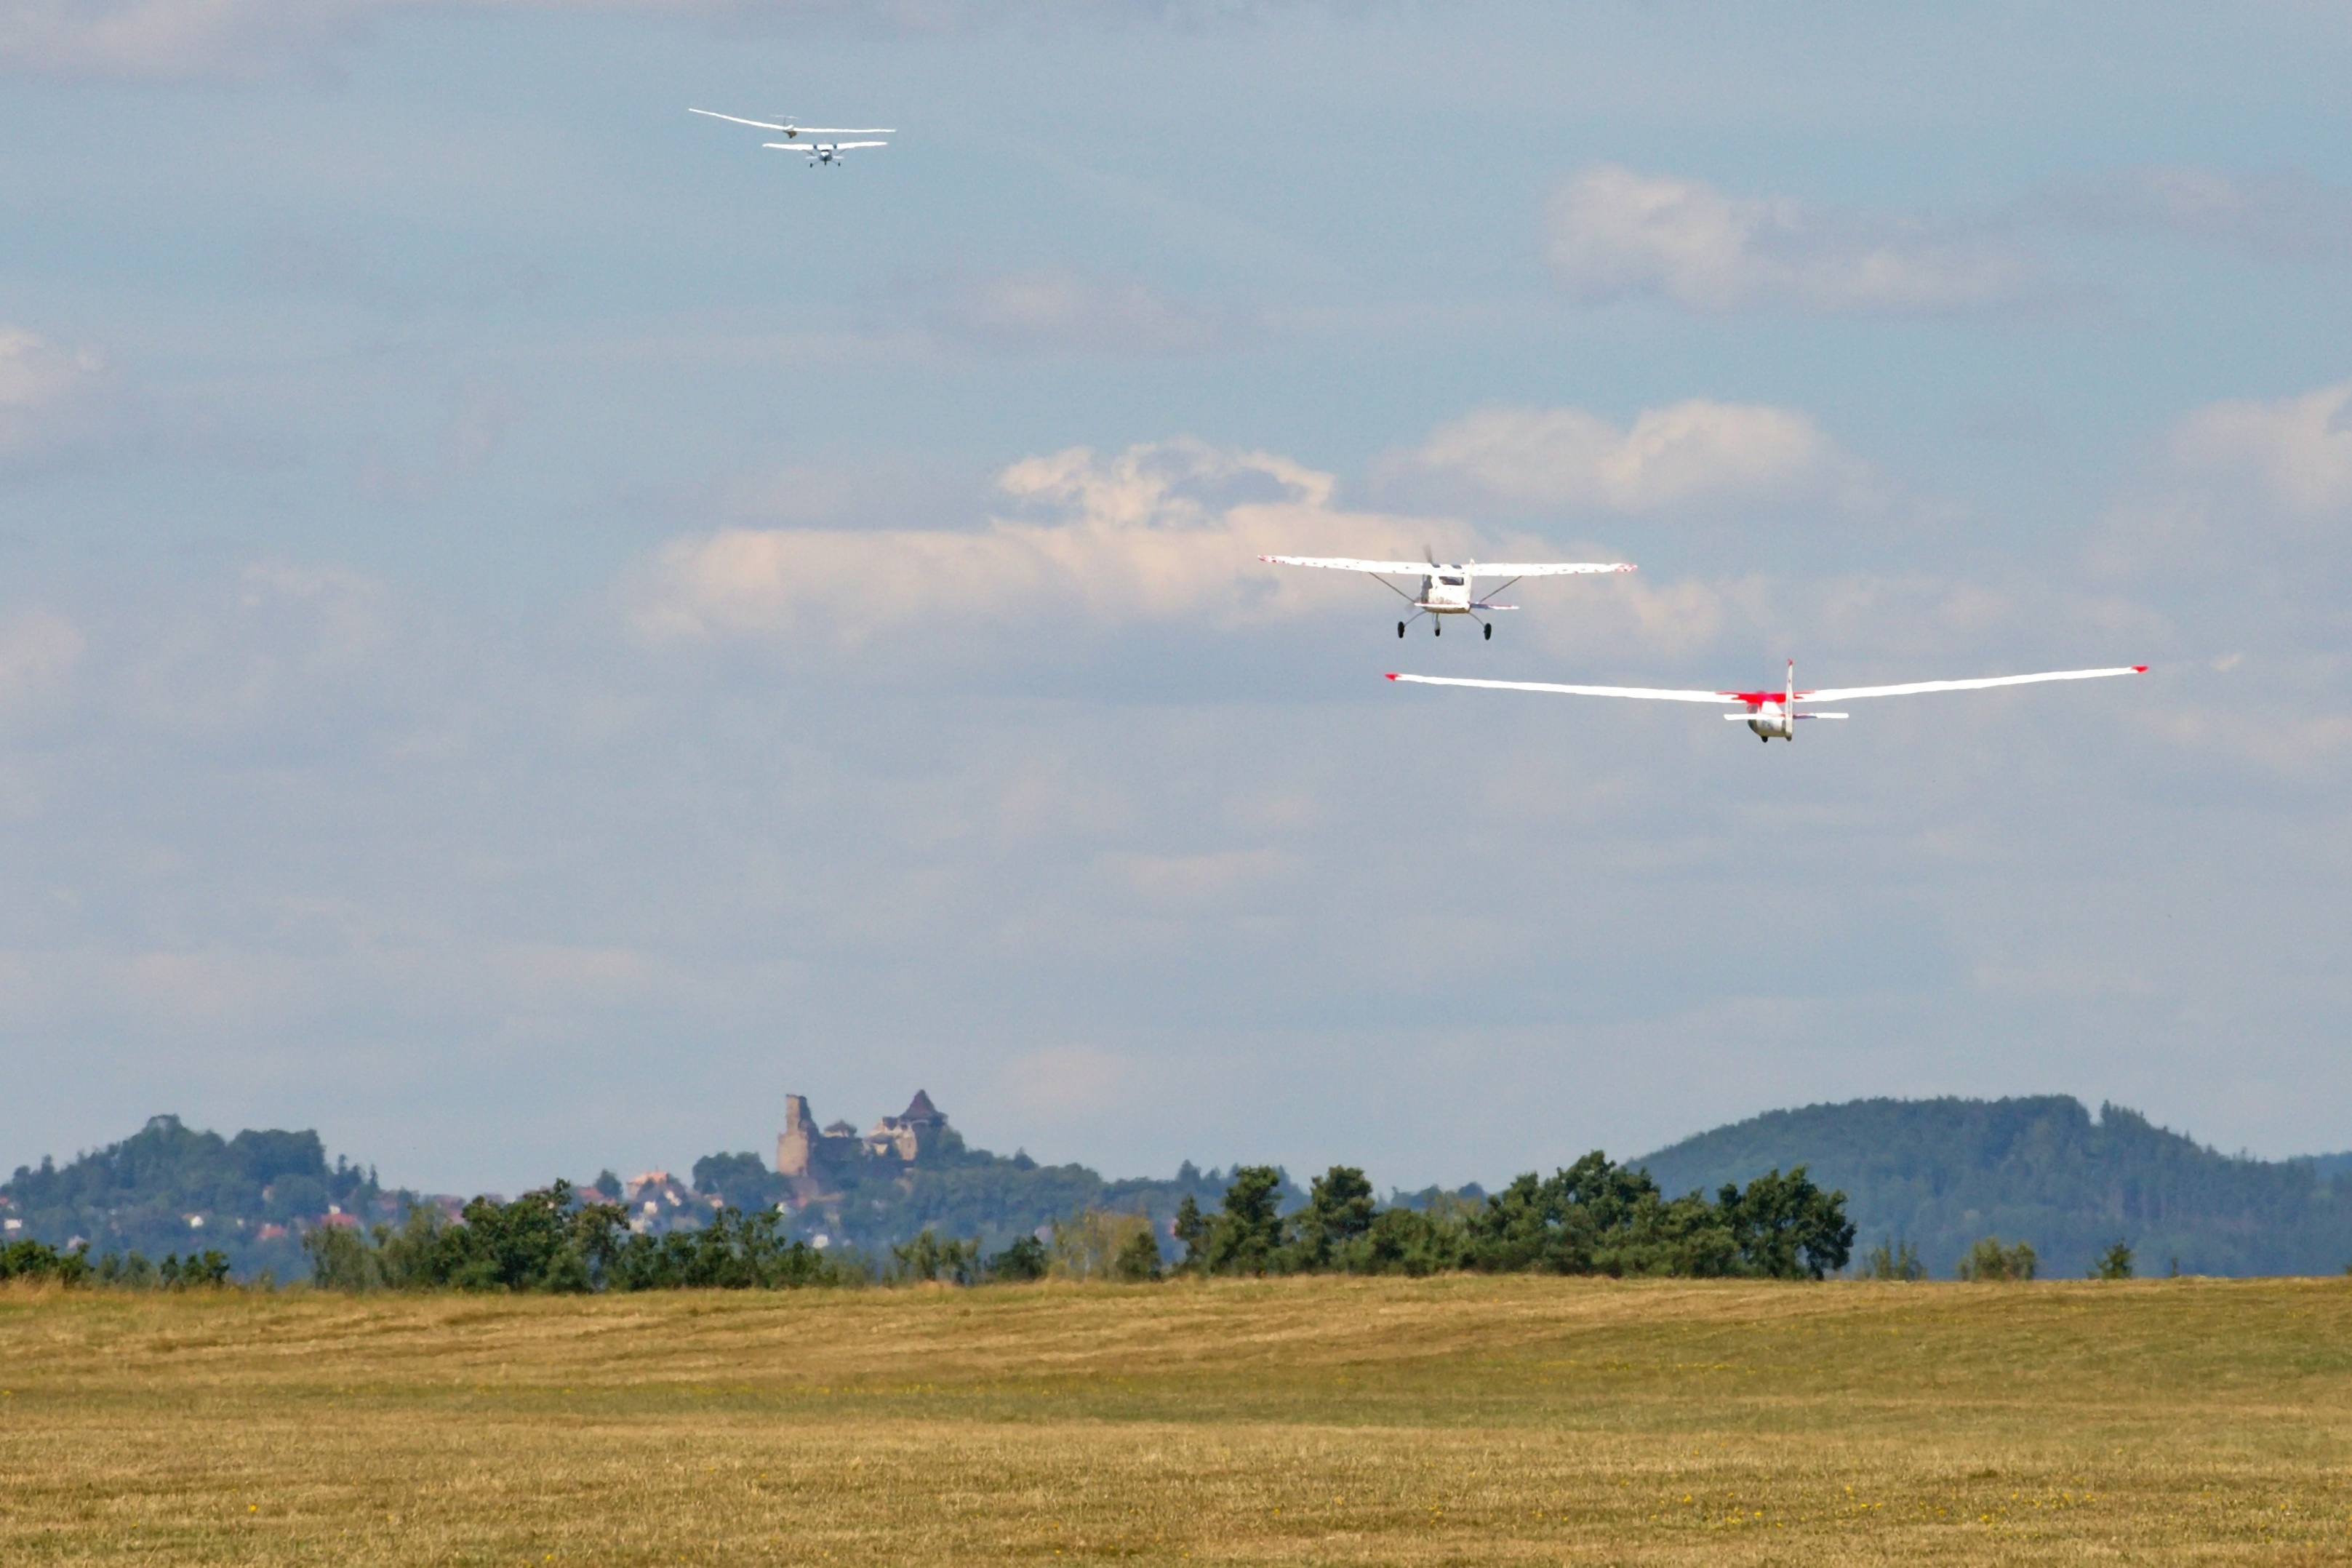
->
[2049, 166, 2352, 265]
[2168, 379, 2352, 522]
[0, 607, 84, 713]
[1382, 399, 1843, 513]
[0, 326, 114, 477]
[0, 0, 1294, 83]
[633, 439, 1530, 644]
[897, 271, 1250, 357]
[2092, 379, 2352, 625]
[1545, 164, 2046, 316]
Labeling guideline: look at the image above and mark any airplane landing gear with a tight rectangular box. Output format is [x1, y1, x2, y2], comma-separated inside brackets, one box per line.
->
[1434, 620, 1441, 636]
[1483, 623, 1492, 641]
[1397, 621, 1405, 639]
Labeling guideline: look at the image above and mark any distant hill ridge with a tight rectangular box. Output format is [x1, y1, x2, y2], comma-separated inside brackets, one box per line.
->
[1633, 1095, 2352, 1279]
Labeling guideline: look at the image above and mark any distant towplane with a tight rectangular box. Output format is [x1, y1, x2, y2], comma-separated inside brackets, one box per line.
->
[689, 108, 893, 167]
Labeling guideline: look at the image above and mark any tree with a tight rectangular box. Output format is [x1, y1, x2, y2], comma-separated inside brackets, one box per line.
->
[1719, 1166, 1855, 1279]
[1111, 1228, 1163, 1282]
[1956, 1236, 2039, 1281]
[2092, 1239, 2135, 1280]
[1861, 1239, 1925, 1281]
[1172, 1196, 1209, 1273]
[987, 1234, 1049, 1282]
[890, 1228, 980, 1285]
[1051, 1209, 1157, 1281]
[1206, 1167, 1285, 1275]
[1297, 1167, 1376, 1269]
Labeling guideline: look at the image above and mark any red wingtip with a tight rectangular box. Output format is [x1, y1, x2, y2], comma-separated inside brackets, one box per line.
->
[2132, 665, 2148, 673]
[1384, 672, 1400, 681]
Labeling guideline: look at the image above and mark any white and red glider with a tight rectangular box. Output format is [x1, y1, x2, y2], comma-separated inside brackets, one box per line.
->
[1386, 660, 2148, 742]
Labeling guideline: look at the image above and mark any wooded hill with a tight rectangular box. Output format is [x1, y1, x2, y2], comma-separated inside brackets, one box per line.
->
[1633, 1095, 2352, 1279]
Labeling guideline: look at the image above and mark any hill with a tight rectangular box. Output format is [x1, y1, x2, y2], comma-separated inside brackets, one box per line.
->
[1633, 1095, 2352, 1279]
[1, 1114, 391, 1279]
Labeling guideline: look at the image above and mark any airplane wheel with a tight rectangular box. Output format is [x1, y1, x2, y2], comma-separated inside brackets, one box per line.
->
[1434, 622, 1441, 636]
[1397, 622, 1405, 639]
[1483, 623, 1492, 641]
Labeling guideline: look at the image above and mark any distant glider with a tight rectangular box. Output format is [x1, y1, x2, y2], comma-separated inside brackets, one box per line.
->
[1387, 660, 2148, 742]
[1260, 551, 1634, 640]
[689, 107, 892, 167]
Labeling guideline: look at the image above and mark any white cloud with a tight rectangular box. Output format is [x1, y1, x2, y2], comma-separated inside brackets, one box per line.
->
[2092, 378, 2352, 589]
[0, 607, 84, 711]
[2049, 166, 2352, 265]
[633, 439, 1520, 644]
[0, 327, 113, 476]
[0, 0, 376, 83]
[2169, 379, 2352, 521]
[1386, 399, 1841, 513]
[1545, 164, 2045, 316]
[897, 271, 1250, 356]
[0, 0, 1295, 83]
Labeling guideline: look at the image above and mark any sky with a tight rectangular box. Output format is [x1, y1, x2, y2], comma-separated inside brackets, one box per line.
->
[1, 0, 2348, 1195]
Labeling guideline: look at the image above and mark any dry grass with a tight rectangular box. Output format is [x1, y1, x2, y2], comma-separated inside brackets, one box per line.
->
[4, 1273, 2351, 1564]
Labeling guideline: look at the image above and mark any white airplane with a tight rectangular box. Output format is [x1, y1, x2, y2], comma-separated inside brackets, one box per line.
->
[1259, 553, 1636, 639]
[1387, 660, 2147, 741]
[689, 108, 892, 167]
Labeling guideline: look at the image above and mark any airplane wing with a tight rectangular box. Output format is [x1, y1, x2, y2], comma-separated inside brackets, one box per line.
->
[783, 127, 895, 135]
[690, 108, 789, 130]
[765, 141, 889, 151]
[1802, 665, 2148, 701]
[1262, 556, 1439, 575]
[1467, 561, 1637, 577]
[1385, 673, 1740, 703]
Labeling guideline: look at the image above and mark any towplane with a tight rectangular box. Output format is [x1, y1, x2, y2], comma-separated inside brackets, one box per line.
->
[1259, 552, 1635, 639]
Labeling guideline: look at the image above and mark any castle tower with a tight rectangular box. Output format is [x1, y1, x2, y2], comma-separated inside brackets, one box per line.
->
[776, 1094, 817, 1178]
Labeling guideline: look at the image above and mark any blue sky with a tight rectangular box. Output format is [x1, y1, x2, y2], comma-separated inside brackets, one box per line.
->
[1, 1, 2348, 1193]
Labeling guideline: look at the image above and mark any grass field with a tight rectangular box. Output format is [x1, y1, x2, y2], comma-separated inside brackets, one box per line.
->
[4, 1274, 2350, 1564]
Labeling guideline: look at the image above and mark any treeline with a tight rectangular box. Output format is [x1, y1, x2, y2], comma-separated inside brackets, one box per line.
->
[0, 1238, 233, 1289]
[1162, 1156, 1855, 1281]
[286, 1154, 1854, 1293]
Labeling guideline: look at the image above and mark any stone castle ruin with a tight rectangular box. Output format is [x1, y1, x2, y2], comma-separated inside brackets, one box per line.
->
[775, 1089, 949, 1194]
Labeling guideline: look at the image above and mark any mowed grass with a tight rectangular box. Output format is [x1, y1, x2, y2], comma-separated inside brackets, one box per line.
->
[4, 1276, 2351, 1564]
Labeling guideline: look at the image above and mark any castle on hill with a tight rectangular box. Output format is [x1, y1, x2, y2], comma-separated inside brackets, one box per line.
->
[775, 1089, 949, 1186]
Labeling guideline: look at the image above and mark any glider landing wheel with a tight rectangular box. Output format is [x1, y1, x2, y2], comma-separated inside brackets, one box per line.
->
[1482, 623, 1492, 641]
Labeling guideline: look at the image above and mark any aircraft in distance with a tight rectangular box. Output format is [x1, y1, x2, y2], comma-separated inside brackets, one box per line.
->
[1258, 553, 1636, 639]
[1386, 660, 2148, 742]
[688, 108, 892, 167]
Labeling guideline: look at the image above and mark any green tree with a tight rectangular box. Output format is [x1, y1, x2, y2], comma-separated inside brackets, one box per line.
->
[890, 1228, 980, 1285]
[1295, 1166, 1376, 1270]
[2092, 1239, 2135, 1280]
[1205, 1166, 1285, 1275]
[1956, 1236, 2039, 1281]
[1172, 1195, 1209, 1272]
[1111, 1228, 1163, 1282]
[1860, 1239, 1925, 1280]
[986, 1234, 1049, 1282]
[1718, 1166, 1855, 1279]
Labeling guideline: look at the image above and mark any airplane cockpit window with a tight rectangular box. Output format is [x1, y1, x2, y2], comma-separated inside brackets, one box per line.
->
[1439, 575, 1465, 585]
